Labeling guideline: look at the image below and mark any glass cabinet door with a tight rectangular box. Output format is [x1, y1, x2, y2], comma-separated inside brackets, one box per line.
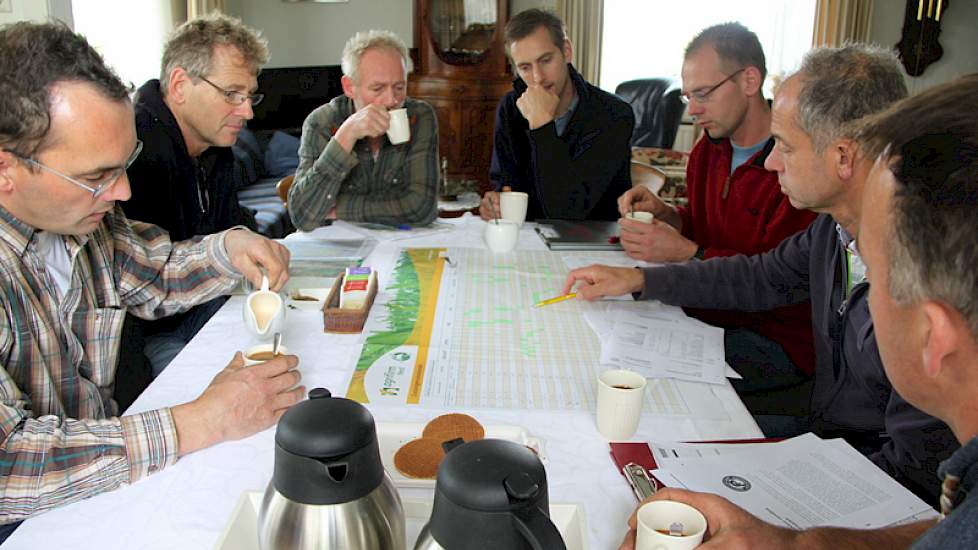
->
[429, 0, 498, 64]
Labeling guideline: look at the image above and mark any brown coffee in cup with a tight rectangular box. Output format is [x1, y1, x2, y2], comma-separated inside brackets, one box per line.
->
[247, 351, 278, 361]
[612, 384, 636, 390]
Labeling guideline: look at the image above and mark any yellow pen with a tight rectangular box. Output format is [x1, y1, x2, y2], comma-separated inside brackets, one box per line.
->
[533, 293, 577, 308]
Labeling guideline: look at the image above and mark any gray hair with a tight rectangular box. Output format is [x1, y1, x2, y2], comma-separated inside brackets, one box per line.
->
[793, 44, 906, 151]
[685, 22, 767, 83]
[341, 30, 412, 84]
[858, 74, 978, 339]
[160, 12, 268, 92]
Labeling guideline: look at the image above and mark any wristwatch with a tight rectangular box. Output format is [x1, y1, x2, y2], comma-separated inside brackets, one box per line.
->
[693, 246, 706, 260]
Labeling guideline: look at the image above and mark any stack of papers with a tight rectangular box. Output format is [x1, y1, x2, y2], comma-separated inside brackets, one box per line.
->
[650, 433, 938, 529]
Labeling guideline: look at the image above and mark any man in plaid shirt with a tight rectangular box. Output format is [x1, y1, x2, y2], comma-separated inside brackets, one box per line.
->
[0, 22, 304, 536]
[288, 29, 439, 230]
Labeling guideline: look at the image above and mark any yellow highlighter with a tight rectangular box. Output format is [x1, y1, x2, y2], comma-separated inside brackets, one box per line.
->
[533, 293, 577, 308]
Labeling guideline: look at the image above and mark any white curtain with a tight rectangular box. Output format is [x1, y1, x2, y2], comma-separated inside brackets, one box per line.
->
[556, 0, 604, 84]
[812, 0, 874, 47]
[188, 0, 226, 20]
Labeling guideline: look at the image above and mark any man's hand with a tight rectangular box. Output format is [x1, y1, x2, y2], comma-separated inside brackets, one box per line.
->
[563, 264, 645, 300]
[618, 488, 800, 550]
[479, 186, 511, 221]
[224, 229, 291, 291]
[516, 84, 560, 130]
[619, 218, 699, 263]
[618, 186, 672, 219]
[334, 103, 391, 152]
[171, 352, 305, 456]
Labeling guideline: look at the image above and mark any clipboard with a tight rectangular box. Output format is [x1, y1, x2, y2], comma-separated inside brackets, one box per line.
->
[534, 219, 623, 251]
[609, 438, 784, 502]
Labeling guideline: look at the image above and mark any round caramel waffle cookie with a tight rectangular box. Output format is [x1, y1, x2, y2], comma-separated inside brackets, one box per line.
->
[393, 438, 445, 479]
[422, 413, 485, 444]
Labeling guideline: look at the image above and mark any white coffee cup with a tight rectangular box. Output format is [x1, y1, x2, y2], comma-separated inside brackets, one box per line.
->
[484, 220, 519, 253]
[242, 343, 290, 367]
[243, 275, 285, 337]
[387, 108, 410, 144]
[596, 369, 646, 440]
[635, 500, 707, 550]
[499, 191, 529, 225]
[626, 211, 655, 224]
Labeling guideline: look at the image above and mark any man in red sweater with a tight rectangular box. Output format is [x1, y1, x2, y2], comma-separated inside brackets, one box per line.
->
[618, 23, 816, 426]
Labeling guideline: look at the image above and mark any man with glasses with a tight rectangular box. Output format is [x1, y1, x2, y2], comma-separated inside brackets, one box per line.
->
[614, 23, 818, 415]
[567, 44, 956, 504]
[0, 22, 301, 535]
[480, 9, 633, 221]
[288, 29, 439, 229]
[124, 13, 266, 376]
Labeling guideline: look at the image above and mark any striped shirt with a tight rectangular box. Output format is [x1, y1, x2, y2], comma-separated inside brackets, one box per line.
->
[0, 204, 240, 523]
[288, 96, 440, 231]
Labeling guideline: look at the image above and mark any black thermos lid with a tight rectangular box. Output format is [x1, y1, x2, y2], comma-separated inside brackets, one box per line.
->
[271, 388, 384, 505]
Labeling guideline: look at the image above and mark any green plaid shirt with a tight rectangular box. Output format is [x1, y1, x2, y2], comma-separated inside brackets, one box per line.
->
[0, 204, 240, 522]
[288, 96, 440, 230]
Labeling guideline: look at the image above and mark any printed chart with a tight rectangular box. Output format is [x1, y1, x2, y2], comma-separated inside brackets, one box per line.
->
[347, 248, 603, 410]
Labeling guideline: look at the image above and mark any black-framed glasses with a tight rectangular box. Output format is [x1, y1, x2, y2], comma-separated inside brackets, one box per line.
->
[681, 68, 746, 104]
[198, 76, 264, 106]
[4, 140, 143, 198]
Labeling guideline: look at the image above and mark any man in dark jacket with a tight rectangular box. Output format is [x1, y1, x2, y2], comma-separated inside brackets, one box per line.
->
[479, 9, 633, 221]
[125, 13, 265, 376]
[564, 45, 958, 504]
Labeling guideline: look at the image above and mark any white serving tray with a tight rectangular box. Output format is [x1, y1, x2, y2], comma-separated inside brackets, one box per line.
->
[215, 492, 588, 550]
[376, 421, 547, 488]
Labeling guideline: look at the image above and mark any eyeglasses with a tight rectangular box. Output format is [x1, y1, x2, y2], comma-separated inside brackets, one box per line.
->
[198, 76, 264, 106]
[5, 140, 143, 198]
[681, 68, 746, 104]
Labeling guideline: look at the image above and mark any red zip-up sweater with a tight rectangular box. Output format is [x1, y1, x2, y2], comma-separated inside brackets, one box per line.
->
[676, 135, 818, 375]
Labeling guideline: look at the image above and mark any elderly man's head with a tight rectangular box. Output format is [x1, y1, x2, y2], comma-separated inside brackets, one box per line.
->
[857, 75, 978, 432]
[160, 13, 268, 154]
[765, 44, 907, 213]
[340, 30, 411, 112]
[0, 21, 137, 235]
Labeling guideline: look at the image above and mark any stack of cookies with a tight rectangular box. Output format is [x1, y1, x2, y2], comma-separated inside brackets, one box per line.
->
[393, 413, 485, 479]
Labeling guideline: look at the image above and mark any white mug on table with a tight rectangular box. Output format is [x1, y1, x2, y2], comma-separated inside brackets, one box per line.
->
[596, 369, 646, 440]
[499, 191, 528, 225]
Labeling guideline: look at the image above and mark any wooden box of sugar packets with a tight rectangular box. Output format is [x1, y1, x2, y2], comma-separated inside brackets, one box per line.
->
[323, 268, 378, 333]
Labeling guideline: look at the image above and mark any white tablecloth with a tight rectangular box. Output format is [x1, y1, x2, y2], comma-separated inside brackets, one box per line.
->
[8, 215, 761, 550]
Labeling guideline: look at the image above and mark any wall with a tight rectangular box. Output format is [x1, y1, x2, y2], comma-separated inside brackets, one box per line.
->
[869, 0, 978, 95]
[226, 0, 413, 68]
[0, 0, 51, 25]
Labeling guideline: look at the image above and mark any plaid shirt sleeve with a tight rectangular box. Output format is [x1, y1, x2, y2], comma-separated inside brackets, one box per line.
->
[288, 102, 355, 231]
[0, 208, 241, 523]
[288, 99, 439, 230]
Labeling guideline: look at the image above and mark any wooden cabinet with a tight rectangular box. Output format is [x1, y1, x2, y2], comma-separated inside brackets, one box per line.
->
[409, 0, 511, 193]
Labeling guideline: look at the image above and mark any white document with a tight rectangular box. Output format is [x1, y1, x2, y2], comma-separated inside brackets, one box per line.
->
[648, 439, 774, 468]
[652, 433, 938, 530]
[601, 308, 727, 384]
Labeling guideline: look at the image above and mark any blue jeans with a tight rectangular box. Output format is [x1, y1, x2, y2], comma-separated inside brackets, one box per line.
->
[724, 328, 813, 438]
[145, 296, 228, 377]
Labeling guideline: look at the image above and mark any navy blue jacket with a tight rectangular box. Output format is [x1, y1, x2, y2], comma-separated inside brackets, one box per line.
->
[639, 214, 958, 503]
[489, 65, 633, 221]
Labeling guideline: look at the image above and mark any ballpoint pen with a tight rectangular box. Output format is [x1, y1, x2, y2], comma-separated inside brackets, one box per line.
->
[533, 293, 577, 308]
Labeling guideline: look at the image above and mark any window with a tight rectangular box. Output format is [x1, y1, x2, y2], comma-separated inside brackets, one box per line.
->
[600, 0, 817, 97]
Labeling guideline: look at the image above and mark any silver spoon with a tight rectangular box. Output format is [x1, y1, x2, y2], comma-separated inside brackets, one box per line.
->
[272, 332, 282, 356]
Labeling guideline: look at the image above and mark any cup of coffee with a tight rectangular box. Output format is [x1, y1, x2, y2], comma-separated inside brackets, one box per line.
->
[484, 220, 519, 253]
[635, 500, 707, 550]
[626, 211, 655, 224]
[499, 191, 529, 226]
[243, 343, 289, 367]
[386, 108, 410, 145]
[596, 369, 646, 440]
